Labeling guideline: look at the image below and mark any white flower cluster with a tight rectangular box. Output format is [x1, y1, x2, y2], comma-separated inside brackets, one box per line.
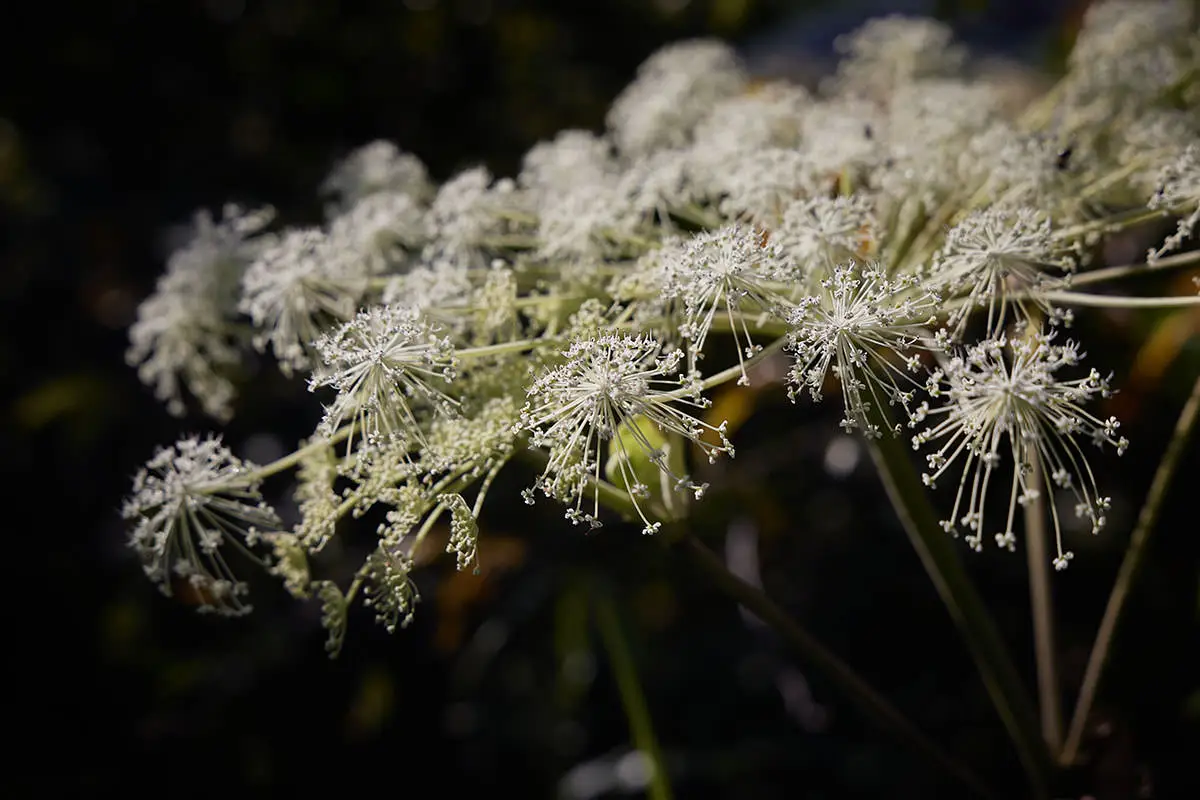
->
[124, 2, 1200, 645]
[122, 435, 279, 616]
[126, 205, 274, 420]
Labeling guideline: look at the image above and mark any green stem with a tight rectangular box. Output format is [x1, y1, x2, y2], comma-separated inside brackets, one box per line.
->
[238, 427, 352, 483]
[1070, 249, 1200, 287]
[1061, 372, 1200, 765]
[657, 336, 789, 400]
[1038, 291, 1200, 308]
[674, 533, 1000, 799]
[1024, 451, 1063, 752]
[866, 425, 1052, 797]
[456, 338, 549, 360]
[593, 585, 674, 800]
[1052, 208, 1165, 242]
[516, 447, 996, 796]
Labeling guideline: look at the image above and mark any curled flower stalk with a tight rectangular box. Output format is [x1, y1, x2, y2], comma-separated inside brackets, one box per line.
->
[122, 435, 281, 616]
[911, 331, 1128, 567]
[519, 334, 732, 534]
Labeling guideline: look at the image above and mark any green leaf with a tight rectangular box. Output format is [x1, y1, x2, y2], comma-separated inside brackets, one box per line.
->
[605, 415, 688, 520]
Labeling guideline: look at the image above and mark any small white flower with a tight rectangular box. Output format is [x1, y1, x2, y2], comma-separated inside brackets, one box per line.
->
[959, 127, 1078, 212]
[381, 256, 479, 338]
[798, 98, 886, 181]
[691, 82, 809, 159]
[911, 331, 1128, 566]
[777, 195, 877, 274]
[1148, 142, 1200, 260]
[786, 262, 939, 437]
[359, 541, 420, 634]
[664, 224, 791, 384]
[240, 227, 369, 375]
[426, 167, 531, 262]
[127, 205, 273, 420]
[1066, 0, 1196, 110]
[536, 181, 634, 260]
[519, 334, 732, 534]
[932, 207, 1074, 337]
[878, 79, 1002, 204]
[607, 39, 747, 158]
[327, 191, 430, 273]
[826, 15, 966, 98]
[520, 130, 618, 198]
[617, 148, 704, 224]
[309, 305, 458, 451]
[714, 147, 816, 223]
[122, 435, 280, 616]
[321, 140, 432, 211]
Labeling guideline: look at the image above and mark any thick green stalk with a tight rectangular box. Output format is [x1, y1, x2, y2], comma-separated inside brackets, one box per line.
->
[1061, 372, 1200, 764]
[1024, 452, 1063, 752]
[594, 586, 674, 800]
[517, 447, 995, 795]
[866, 425, 1052, 797]
[674, 533, 999, 799]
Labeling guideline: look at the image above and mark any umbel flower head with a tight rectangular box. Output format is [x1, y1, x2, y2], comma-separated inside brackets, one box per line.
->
[931, 207, 1074, 339]
[663, 223, 790, 385]
[239, 227, 369, 375]
[519, 334, 732, 534]
[320, 140, 432, 211]
[786, 261, 939, 438]
[911, 331, 1128, 569]
[309, 305, 458, 452]
[126, 204, 274, 421]
[122, 435, 280, 616]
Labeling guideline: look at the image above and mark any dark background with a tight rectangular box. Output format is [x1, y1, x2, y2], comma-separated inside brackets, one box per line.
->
[3, 0, 1197, 796]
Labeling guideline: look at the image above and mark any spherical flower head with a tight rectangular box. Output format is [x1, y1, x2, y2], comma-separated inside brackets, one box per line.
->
[786, 262, 939, 438]
[616, 148, 703, 224]
[321, 140, 432, 211]
[309, 305, 458, 452]
[127, 205, 274, 420]
[911, 331, 1128, 568]
[122, 435, 280, 616]
[664, 224, 790, 385]
[877, 80, 1002, 205]
[1066, 0, 1196, 106]
[797, 98, 886, 180]
[426, 167, 530, 263]
[827, 15, 966, 99]
[240, 227, 369, 375]
[535, 181, 633, 261]
[692, 82, 809, 160]
[381, 256, 474, 333]
[327, 191, 431, 273]
[713, 147, 818, 223]
[606, 39, 747, 158]
[932, 207, 1073, 338]
[778, 195, 877, 274]
[519, 334, 732, 535]
[520, 130, 618, 198]
[959, 128, 1079, 213]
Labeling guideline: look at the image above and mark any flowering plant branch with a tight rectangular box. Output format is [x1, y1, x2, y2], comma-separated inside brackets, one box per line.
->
[120, 1, 1200, 793]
